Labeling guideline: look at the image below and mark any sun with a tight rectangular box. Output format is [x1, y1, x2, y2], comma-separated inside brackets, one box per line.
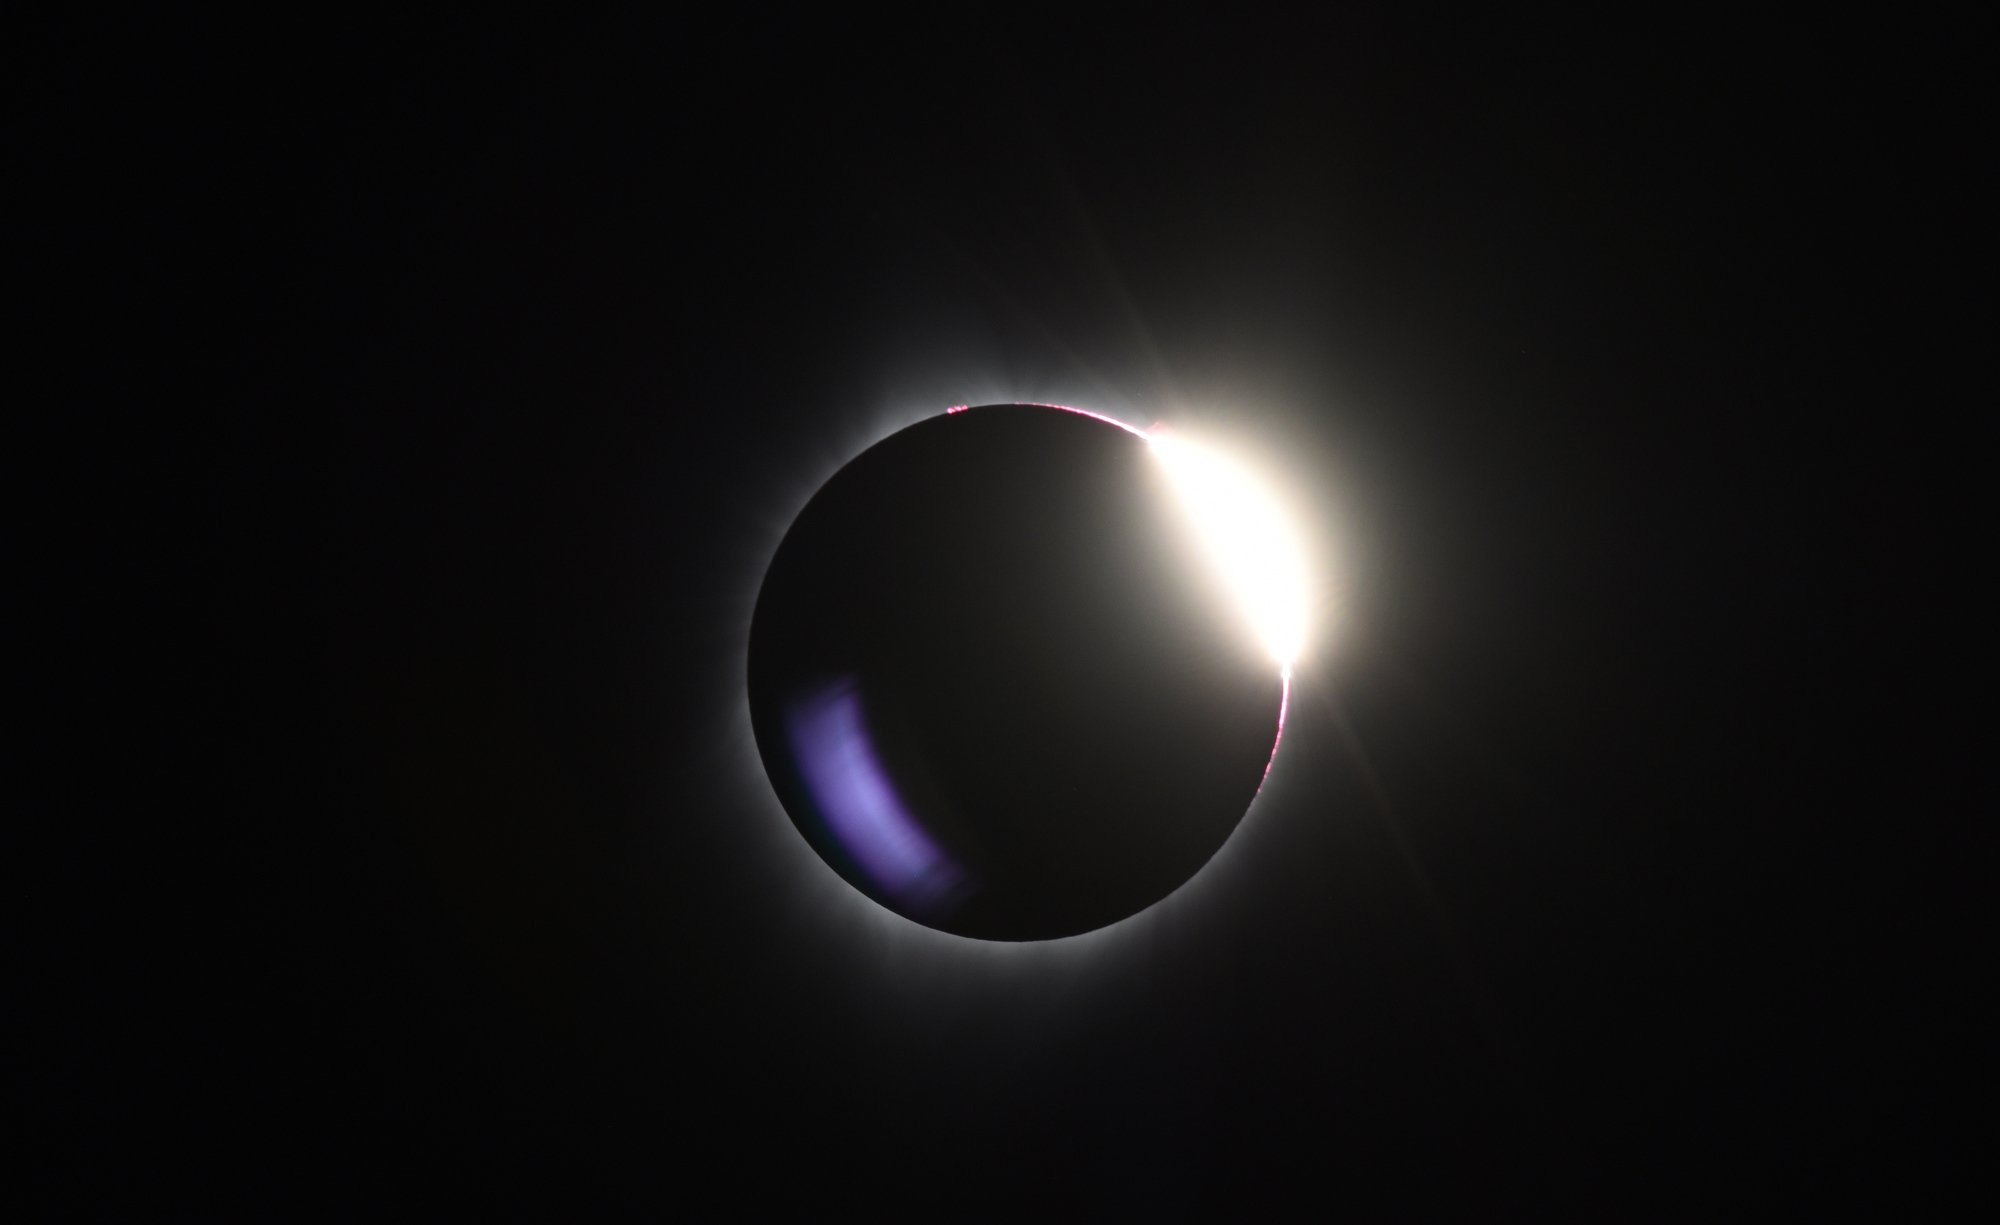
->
[1144, 426, 1312, 677]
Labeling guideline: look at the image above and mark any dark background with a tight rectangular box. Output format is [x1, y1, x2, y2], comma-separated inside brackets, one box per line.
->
[13, 8, 1969, 1220]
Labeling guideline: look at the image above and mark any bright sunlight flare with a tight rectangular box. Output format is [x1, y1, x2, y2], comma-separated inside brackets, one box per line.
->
[1146, 429, 1310, 675]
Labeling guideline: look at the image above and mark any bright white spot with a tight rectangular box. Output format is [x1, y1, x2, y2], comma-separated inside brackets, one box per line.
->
[1147, 430, 1310, 673]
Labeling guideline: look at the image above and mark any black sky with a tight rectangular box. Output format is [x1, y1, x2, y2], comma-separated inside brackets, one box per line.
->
[14, 8, 1969, 1220]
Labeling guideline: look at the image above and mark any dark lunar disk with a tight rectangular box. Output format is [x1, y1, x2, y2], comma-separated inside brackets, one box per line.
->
[748, 404, 1285, 940]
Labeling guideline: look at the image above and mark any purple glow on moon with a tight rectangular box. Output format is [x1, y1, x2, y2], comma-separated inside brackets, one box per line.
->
[784, 679, 968, 917]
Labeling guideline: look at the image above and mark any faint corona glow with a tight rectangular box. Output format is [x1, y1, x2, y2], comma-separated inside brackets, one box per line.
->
[1144, 429, 1311, 673]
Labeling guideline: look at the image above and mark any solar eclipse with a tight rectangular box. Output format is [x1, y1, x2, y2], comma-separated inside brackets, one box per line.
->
[748, 403, 1313, 940]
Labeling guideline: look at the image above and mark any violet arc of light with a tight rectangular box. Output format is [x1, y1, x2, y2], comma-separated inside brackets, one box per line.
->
[1262, 673, 1292, 783]
[783, 678, 968, 917]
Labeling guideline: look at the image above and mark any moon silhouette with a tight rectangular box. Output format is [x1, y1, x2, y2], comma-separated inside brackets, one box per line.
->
[748, 404, 1296, 940]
